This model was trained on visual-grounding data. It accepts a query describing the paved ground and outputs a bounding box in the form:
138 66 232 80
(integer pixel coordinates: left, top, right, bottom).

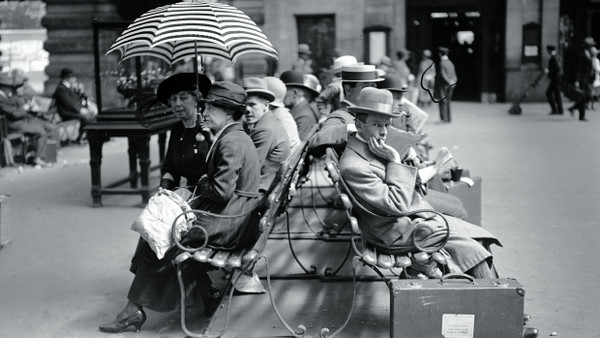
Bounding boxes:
0 101 599 337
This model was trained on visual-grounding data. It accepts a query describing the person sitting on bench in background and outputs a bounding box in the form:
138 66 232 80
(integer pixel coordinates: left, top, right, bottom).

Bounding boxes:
99 81 262 334
52 68 97 143
337 87 500 278
243 77 291 192
0 72 57 166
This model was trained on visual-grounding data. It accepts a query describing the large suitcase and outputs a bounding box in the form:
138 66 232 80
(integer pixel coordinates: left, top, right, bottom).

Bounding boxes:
391 274 524 338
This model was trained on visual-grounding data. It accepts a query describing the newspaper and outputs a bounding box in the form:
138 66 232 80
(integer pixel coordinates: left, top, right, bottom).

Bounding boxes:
418 147 453 183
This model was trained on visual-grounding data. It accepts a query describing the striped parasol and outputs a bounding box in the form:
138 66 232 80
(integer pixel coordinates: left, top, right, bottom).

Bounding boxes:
106 0 278 65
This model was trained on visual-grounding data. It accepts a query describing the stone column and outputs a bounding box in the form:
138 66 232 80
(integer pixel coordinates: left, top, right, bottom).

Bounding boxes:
42 0 121 98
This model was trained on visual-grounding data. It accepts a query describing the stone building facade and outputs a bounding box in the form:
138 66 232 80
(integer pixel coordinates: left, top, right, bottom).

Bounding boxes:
40 0 599 103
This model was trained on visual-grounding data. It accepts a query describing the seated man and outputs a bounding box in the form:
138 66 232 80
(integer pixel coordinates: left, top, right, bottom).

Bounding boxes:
315 55 359 120
280 70 320 141
379 73 468 220
0 72 57 166
99 81 262 333
338 87 499 278
243 77 291 192
308 64 383 158
52 68 96 142
263 76 300 149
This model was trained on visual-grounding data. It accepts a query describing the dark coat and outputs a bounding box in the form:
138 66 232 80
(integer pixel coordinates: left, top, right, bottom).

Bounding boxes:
290 98 319 141
434 57 457 97
191 122 262 250
548 54 563 81
248 111 290 192
308 101 354 157
53 82 83 120
161 121 210 188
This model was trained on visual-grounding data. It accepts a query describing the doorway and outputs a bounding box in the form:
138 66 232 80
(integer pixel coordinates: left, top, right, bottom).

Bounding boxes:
296 14 336 80
430 11 482 101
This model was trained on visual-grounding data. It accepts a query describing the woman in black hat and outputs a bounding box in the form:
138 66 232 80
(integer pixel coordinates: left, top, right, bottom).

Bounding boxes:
155 72 212 190
99 72 213 333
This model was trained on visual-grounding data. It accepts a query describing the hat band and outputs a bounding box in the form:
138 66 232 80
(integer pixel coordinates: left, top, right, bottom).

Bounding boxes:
342 70 378 81
206 92 244 106
360 102 393 113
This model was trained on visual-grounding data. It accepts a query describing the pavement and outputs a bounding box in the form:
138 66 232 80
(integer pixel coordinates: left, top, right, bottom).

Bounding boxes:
0 101 599 337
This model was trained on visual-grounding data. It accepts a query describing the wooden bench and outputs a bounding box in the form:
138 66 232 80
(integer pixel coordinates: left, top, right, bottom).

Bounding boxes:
170 130 314 337
319 148 453 337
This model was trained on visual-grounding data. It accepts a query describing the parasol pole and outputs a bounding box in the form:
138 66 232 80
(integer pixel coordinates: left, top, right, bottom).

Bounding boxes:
193 41 200 92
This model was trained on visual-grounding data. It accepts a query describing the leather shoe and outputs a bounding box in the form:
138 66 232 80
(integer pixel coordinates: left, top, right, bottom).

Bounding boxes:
99 309 146 333
201 287 224 316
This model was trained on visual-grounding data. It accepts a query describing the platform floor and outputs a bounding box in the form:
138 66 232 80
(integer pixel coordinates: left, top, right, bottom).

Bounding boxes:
0 101 599 337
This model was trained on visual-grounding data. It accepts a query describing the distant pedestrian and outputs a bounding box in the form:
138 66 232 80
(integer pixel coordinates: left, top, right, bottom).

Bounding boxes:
417 49 436 107
591 46 600 109
291 43 313 75
545 45 564 115
435 46 457 123
568 36 596 121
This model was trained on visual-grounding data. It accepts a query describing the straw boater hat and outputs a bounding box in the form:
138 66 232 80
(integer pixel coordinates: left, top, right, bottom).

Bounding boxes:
156 73 212 105
348 87 401 118
280 70 320 96
263 76 287 108
0 73 24 88
378 74 409 93
328 55 359 75
202 81 247 111
298 43 312 56
243 77 275 102
341 64 384 83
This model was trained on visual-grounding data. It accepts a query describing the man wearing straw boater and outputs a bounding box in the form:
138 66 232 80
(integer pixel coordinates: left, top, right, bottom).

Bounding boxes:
308 64 383 157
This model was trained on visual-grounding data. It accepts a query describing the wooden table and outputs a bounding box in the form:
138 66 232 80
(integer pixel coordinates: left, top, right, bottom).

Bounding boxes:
85 107 177 207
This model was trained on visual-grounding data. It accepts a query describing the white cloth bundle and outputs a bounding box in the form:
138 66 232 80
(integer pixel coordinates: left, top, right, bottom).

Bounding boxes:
131 188 195 259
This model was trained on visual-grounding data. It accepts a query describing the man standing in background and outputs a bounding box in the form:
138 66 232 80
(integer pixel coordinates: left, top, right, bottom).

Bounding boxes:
545 45 564 115
434 47 457 123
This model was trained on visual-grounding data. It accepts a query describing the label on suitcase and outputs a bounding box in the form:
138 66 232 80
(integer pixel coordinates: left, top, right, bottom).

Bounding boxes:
391 275 524 338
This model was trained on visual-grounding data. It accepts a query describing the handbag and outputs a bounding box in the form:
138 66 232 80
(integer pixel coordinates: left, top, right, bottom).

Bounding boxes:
131 188 195 259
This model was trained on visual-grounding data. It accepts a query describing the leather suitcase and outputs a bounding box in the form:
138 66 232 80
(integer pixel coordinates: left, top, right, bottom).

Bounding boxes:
391 274 524 338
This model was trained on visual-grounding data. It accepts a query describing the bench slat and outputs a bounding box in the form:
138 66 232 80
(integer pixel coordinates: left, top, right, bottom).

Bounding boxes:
211 251 231 268
192 248 214 263
227 249 245 268
377 253 394 269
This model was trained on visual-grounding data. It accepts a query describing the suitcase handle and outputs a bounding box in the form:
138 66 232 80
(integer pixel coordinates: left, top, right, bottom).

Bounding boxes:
440 273 475 284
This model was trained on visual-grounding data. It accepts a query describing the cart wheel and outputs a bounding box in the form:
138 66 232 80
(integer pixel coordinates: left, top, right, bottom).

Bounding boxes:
509 105 522 115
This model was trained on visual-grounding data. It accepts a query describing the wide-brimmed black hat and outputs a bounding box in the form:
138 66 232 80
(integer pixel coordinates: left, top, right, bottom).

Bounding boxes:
156 73 212 105
348 87 402 118
59 68 75 79
378 74 409 93
280 70 320 96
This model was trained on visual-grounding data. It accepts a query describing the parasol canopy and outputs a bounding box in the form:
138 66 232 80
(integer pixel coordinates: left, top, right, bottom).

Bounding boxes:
106 0 278 65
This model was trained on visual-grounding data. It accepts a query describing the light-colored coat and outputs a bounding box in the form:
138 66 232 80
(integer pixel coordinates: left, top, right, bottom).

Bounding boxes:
339 136 500 272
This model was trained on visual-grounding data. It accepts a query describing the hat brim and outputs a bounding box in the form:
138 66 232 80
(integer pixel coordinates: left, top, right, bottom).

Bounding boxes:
286 83 320 96
270 100 284 108
342 77 385 83
156 73 212 105
382 87 408 93
245 89 275 102
348 106 403 118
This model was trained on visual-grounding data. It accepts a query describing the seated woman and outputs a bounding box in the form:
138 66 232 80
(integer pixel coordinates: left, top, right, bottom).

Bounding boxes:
99 80 262 334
